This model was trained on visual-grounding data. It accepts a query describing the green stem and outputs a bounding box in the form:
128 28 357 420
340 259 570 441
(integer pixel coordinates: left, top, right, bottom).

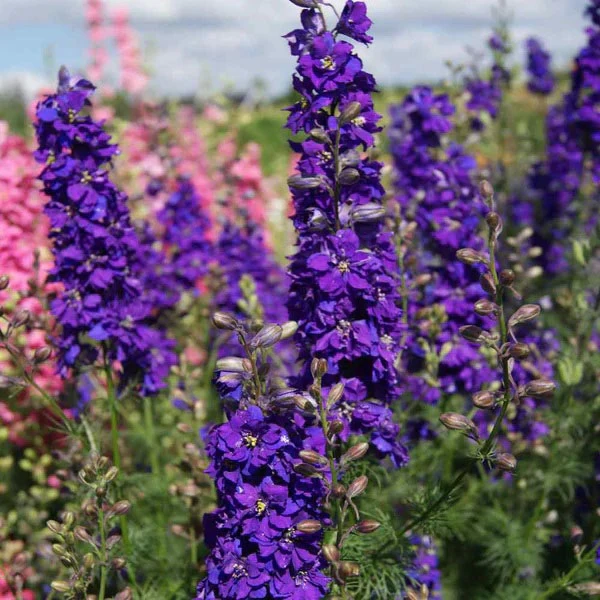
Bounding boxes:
536 542 600 600
98 507 108 600
143 396 168 560
103 354 137 589
190 525 198 570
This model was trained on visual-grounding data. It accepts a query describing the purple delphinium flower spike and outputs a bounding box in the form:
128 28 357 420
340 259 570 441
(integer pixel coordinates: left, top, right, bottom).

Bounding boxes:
525 37 555 96
195 327 329 599
515 1 600 276
156 177 212 294
285 1 408 468
389 87 495 415
34 68 176 396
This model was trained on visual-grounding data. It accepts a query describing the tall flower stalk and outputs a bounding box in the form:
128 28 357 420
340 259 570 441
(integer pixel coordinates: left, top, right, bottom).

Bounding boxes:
401 180 556 534
285 0 407 468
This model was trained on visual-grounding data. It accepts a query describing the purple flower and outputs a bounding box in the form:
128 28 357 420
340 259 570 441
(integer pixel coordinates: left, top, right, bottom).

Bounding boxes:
286 1 408 467
525 37 555 96
34 68 176 396
336 1 373 45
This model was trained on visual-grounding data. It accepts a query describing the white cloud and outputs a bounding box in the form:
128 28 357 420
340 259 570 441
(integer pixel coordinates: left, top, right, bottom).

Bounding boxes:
0 0 591 97
0 71 50 99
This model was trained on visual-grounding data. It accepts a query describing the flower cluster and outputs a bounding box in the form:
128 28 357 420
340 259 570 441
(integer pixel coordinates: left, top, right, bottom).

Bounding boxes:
285 0 407 467
112 7 148 95
34 68 176 395
525 37 555 96
156 177 212 296
463 29 511 131
405 535 442 599
389 87 494 410
521 1 600 275
196 319 329 599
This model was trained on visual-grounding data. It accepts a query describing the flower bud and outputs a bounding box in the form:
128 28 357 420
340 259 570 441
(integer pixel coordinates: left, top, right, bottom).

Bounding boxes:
308 128 331 144
480 273 496 295
499 269 515 285
294 463 320 477
509 342 530 360
289 0 318 7
322 544 340 563
456 248 488 266
521 379 556 398
472 390 496 410
293 395 316 412
311 358 328 379
33 346 52 364
339 101 362 125
106 534 121 549
327 382 344 406
51 581 72 593
328 421 344 436
474 299 497 316
63 512 75 528
288 175 322 190
215 357 250 373
104 466 119 482
351 203 386 223
212 312 238 331
115 588 133 600
495 453 517 472
459 325 491 344
296 519 322 534
299 450 328 466
570 525 584 544
439 413 478 437
112 557 127 570
341 442 369 464
280 321 299 339
339 168 360 186
0 275 9 290
479 180 494 198
485 211 502 232
347 475 368 499
110 500 131 516
11 309 31 328
356 519 381 534
52 544 68 557
74 526 93 544
83 553 95 570
47 520 62 534
250 324 283 349
337 561 360 580
332 483 346 497
508 304 541 328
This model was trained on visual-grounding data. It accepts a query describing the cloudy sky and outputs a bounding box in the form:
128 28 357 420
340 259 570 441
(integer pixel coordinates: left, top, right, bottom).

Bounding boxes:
0 0 589 99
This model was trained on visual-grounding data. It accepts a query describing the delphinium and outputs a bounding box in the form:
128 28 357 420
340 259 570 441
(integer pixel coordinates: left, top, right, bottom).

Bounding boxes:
194 316 330 599
34 67 176 398
389 86 495 418
518 0 600 277
393 180 557 559
285 0 408 469
111 7 148 96
463 21 511 133
524 38 555 97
